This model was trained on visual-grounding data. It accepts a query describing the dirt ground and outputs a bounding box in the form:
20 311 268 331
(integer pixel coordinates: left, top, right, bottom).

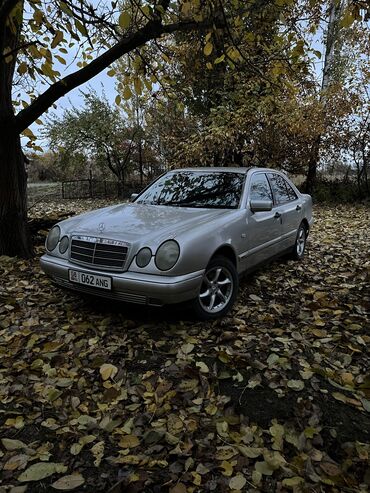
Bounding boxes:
0 202 369 493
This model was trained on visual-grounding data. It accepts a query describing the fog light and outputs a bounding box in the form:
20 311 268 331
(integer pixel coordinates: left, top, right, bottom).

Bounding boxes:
136 247 152 268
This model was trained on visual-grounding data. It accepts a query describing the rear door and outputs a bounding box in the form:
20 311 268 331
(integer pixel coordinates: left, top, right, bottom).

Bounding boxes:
267 173 302 251
241 172 282 269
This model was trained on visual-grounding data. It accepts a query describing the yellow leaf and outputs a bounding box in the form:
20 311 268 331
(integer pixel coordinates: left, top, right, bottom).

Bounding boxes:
115 95 121 105
75 19 87 36
18 62 27 75
191 471 201 485
22 128 35 139
133 77 143 95
90 441 104 467
55 55 66 65
214 54 225 64
204 42 213 56
123 86 132 100
220 460 234 477
238 445 264 458
196 361 209 373
33 9 43 24
341 11 355 28
282 477 304 489
51 473 85 490
144 79 152 91
332 392 347 403
4 453 29 471
99 363 118 381
229 474 247 490
167 414 183 435
255 461 274 476
119 435 140 448
205 403 217 415
51 30 64 49
1 438 27 450
70 443 82 455
216 446 238 461
5 416 24 429
119 12 131 29
18 462 67 482
169 484 187 493
287 379 304 391
181 342 194 354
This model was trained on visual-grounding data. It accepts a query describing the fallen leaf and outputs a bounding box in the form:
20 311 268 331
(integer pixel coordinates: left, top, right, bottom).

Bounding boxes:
18 462 67 482
119 435 140 448
51 473 85 490
287 379 305 391
99 363 118 381
229 474 247 490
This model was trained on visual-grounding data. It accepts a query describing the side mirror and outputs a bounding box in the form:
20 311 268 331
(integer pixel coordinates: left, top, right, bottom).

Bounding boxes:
250 199 273 212
131 193 138 202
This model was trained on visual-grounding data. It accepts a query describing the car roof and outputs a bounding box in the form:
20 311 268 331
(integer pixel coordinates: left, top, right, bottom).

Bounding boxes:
168 167 287 175
169 167 251 174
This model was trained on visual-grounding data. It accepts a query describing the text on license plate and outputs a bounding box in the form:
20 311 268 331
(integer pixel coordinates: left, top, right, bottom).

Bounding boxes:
69 270 112 290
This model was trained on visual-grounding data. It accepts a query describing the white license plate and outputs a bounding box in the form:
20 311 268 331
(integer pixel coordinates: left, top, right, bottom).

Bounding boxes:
69 270 112 290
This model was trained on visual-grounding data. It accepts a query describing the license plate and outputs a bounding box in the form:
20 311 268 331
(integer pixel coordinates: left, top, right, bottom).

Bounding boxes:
69 270 112 290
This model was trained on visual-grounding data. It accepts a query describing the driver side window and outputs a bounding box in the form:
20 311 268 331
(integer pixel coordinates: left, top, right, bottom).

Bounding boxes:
249 173 273 201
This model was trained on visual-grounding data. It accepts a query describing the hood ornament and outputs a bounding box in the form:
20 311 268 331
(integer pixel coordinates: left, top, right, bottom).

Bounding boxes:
98 222 105 233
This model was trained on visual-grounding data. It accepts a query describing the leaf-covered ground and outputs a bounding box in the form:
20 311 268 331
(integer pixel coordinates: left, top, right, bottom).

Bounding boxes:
0 202 369 493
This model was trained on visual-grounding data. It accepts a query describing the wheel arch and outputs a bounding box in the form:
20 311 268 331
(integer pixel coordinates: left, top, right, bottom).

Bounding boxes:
210 244 237 267
301 218 310 235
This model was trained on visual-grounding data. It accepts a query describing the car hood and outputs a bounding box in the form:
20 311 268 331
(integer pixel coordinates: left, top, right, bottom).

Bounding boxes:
59 203 230 244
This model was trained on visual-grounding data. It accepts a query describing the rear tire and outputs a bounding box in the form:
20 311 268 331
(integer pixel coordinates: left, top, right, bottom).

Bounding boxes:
188 255 239 320
290 223 307 260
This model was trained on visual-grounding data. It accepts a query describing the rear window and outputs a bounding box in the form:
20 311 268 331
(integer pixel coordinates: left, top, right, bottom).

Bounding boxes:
268 173 297 204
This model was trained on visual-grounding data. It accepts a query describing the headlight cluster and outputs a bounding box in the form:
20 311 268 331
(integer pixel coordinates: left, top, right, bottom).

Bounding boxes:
135 240 180 271
46 226 69 254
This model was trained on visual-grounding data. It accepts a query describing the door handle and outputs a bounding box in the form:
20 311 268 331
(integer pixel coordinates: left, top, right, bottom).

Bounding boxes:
274 211 281 219
296 204 302 211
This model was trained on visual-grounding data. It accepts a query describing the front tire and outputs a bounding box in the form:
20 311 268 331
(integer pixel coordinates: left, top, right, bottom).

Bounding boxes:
189 255 239 320
290 223 307 260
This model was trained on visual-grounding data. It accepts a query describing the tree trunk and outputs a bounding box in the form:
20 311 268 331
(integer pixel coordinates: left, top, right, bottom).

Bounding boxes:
305 135 321 195
0 126 33 257
0 2 33 257
138 138 143 186
304 0 345 194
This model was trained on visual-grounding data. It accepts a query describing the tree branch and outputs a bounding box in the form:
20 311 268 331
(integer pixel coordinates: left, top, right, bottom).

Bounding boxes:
0 40 39 61
15 17 216 133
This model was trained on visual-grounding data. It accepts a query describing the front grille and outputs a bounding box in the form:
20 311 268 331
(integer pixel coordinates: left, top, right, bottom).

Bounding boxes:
70 237 129 271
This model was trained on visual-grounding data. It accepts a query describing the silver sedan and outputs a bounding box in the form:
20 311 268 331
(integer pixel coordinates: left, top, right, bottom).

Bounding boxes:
40 167 313 319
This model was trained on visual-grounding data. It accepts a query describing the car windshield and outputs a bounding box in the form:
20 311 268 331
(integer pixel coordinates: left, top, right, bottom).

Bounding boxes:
135 171 245 209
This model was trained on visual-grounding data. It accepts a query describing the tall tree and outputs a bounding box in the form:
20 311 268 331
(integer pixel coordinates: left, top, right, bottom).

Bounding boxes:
46 91 139 196
0 0 219 257
304 0 347 193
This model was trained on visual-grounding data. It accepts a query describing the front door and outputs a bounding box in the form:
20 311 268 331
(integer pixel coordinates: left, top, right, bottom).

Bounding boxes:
241 172 282 269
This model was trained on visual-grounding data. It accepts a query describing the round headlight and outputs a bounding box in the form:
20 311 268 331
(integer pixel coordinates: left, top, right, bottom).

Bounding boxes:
59 236 69 254
136 247 152 268
155 240 180 271
46 226 60 251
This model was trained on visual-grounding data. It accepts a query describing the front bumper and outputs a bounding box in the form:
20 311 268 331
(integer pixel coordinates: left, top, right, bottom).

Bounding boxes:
40 255 204 306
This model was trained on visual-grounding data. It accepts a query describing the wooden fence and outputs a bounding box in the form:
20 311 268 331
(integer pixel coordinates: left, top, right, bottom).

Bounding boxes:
61 179 148 199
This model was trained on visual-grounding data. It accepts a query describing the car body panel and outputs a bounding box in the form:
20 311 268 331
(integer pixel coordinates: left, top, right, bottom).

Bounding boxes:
40 167 313 306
